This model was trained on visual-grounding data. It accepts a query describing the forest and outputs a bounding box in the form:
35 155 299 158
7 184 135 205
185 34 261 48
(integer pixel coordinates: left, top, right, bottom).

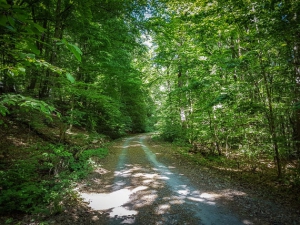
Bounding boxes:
0 0 300 221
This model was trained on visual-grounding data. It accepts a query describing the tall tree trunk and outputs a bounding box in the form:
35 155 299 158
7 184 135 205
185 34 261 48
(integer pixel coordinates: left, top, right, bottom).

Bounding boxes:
39 0 63 98
260 54 282 178
208 110 222 156
27 10 48 93
292 40 300 157
178 66 187 130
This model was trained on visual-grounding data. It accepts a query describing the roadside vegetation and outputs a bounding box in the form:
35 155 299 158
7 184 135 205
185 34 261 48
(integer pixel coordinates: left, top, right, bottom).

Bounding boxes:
0 109 109 218
147 0 300 204
150 134 300 210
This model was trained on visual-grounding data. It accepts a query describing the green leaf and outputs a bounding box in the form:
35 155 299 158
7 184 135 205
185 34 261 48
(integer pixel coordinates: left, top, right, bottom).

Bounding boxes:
66 73 75 83
71 44 82 55
33 23 45 32
67 43 82 62
0 0 11 9
7 16 14 27
26 42 40 55
0 15 7 26
0 105 9 116
18 67 26 73
61 39 82 62
5 25 15 32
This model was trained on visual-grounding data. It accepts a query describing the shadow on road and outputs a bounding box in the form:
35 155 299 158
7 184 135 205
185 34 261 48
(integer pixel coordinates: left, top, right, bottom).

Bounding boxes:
77 135 250 225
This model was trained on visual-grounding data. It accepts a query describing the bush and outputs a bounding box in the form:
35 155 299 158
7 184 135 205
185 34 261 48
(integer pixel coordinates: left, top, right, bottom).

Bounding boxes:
0 145 108 214
69 148 108 179
0 159 49 213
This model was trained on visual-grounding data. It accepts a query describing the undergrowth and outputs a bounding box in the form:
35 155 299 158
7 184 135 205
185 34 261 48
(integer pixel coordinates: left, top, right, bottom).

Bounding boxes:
150 134 300 207
170 143 300 207
0 144 108 215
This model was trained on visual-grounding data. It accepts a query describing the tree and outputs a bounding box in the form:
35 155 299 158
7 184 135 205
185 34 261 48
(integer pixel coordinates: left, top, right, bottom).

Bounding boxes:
147 0 300 177
0 0 152 136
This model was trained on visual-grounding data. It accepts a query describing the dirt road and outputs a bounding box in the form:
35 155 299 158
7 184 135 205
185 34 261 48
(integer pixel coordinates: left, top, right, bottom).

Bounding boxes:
62 134 299 225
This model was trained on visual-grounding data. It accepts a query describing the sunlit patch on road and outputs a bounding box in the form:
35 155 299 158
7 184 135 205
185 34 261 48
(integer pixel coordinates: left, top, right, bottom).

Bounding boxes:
80 186 148 216
78 136 248 224
110 206 138 217
139 136 245 225
155 204 170 214
177 189 189 195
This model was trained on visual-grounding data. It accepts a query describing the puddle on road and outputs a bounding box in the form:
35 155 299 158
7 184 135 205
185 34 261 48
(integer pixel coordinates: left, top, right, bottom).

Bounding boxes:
79 186 148 217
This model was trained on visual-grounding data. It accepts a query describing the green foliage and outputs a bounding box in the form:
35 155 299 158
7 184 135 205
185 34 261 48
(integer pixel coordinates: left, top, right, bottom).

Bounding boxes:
69 148 108 179
0 94 57 121
1 0 300 217
158 117 184 142
0 0 151 218
61 39 83 62
146 0 300 179
0 144 108 214
0 158 49 213
0 0 152 137
66 73 76 84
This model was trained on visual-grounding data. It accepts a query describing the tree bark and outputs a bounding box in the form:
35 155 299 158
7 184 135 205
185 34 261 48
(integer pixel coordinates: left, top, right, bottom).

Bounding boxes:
260 54 282 178
39 0 63 98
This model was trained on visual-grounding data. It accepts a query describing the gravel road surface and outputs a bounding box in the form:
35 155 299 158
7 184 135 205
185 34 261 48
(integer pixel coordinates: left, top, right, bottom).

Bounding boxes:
50 134 300 225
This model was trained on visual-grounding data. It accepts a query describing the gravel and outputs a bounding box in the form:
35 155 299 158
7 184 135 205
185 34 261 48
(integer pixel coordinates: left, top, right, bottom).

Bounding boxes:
21 134 300 225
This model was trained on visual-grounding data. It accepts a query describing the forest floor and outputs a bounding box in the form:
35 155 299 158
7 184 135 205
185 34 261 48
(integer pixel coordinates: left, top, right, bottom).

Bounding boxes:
42 134 299 225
